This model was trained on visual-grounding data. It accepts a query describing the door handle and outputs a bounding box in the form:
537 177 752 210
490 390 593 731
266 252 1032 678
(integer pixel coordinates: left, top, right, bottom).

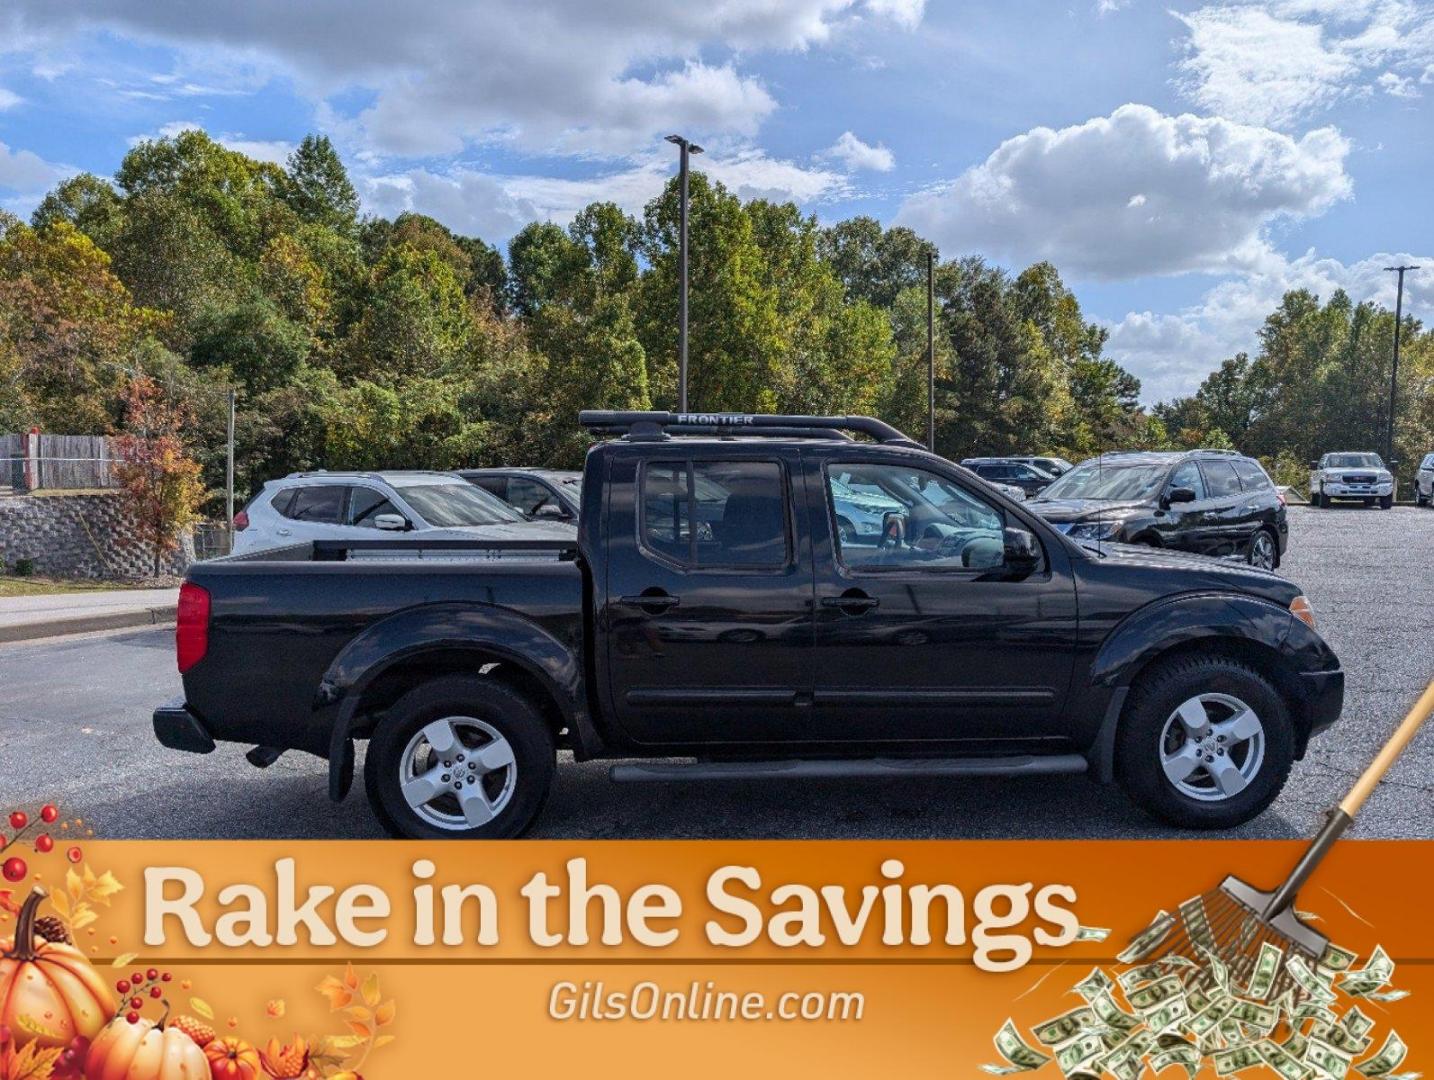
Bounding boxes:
821 590 880 614
276 528 292 536
618 591 681 614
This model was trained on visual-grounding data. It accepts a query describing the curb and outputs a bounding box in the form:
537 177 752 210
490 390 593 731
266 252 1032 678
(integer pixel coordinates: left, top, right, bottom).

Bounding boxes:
0 605 176 644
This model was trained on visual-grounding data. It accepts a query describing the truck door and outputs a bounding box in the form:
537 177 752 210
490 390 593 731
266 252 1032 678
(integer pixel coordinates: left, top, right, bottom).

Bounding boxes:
602 449 815 746
806 454 1078 746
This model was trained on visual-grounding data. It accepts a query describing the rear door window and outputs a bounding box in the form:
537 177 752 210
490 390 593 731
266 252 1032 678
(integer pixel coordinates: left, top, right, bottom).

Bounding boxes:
468 475 509 501
1200 460 1242 499
640 460 789 569
507 476 561 516
1233 459 1272 491
282 485 346 524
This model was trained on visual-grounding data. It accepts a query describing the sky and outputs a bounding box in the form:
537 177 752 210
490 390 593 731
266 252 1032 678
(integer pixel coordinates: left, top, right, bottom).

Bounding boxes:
0 0 1431 404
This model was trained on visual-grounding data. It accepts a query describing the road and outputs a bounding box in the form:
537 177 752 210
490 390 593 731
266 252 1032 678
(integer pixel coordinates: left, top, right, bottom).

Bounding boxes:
1 505 1431 840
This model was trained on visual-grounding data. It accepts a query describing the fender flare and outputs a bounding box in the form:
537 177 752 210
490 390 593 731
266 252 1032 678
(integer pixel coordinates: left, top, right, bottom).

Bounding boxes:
318 602 592 800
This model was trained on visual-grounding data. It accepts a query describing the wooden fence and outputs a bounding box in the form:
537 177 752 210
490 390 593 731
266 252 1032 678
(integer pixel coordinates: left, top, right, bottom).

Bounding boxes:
1 433 120 492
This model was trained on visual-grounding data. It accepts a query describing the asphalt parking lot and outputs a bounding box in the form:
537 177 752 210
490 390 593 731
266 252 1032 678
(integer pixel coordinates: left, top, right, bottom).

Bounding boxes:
1 505 1431 840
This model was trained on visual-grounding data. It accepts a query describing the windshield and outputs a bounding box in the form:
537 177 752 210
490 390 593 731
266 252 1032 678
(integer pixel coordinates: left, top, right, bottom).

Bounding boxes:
1039 461 1169 502
1323 454 1384 469
397 482 525 527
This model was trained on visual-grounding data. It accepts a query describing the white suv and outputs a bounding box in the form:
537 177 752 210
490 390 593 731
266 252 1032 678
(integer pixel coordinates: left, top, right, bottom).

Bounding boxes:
1308 452 1395 509
1416 453 1434 507
232 471 577 555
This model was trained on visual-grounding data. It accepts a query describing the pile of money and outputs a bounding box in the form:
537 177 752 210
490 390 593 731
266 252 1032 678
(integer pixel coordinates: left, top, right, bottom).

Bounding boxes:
983 904 1415 1080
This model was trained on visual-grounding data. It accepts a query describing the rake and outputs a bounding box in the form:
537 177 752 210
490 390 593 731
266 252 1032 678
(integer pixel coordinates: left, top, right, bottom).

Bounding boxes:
1137 679 1434 1003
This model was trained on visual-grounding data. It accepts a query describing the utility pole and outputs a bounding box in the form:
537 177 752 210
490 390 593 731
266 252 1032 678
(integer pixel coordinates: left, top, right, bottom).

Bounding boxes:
1383 264 1419 463
666 135 704 413
926 252 935 452
225 388 236 544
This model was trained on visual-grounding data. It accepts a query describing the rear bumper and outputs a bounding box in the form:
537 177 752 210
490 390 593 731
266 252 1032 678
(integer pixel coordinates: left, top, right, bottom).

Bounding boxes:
1297 669 1344 743
153 698 216 754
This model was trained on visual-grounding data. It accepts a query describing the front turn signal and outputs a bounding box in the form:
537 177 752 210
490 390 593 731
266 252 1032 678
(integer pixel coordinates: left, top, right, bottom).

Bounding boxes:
1290 595 1316 629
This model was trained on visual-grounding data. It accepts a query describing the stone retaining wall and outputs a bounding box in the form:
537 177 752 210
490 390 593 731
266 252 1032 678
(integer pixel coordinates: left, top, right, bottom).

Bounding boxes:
0 492 193 579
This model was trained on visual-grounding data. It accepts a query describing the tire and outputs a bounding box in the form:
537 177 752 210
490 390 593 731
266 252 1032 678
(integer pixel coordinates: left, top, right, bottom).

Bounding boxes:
1313 489 1325 508
1379 495 1393 510
364 675 555 839
1116 654 1294 830
836 516 858 545
1245 528 1278 570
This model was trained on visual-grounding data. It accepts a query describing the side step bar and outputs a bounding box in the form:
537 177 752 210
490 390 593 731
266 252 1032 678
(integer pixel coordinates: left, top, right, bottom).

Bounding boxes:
609 754 1088 783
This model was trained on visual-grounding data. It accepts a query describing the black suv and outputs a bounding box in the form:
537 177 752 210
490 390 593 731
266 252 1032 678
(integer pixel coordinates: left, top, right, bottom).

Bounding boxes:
1029 450 1288 569
961 457 1058 496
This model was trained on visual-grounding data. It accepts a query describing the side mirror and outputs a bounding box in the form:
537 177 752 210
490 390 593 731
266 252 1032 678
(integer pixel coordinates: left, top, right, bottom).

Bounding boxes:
1387 459 1399 467
880 510 907 548
1002 526 1040 574
531 503 568 520
374 513 410 531
1166 486 1197 505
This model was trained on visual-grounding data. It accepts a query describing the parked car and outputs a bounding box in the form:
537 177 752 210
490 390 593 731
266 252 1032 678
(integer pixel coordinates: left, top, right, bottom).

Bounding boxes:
232 471 577 555
1008 455 1075 478
960 458 1057 496
1416 453 1434 507
1029 450 1288 569
156 411 1342 839
460 468 582 522
1308 452 1394 509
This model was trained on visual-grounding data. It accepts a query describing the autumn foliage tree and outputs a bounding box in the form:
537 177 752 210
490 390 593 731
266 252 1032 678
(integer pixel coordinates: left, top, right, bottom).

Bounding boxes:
113 375 204 577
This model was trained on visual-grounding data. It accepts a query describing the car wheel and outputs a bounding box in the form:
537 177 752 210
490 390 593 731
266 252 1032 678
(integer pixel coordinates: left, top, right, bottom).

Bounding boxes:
1245 529 1277 570
1116 654 1293 829
836 516 858 545
364 675 555 839
1379 495 1393 510
1313 488 1325 508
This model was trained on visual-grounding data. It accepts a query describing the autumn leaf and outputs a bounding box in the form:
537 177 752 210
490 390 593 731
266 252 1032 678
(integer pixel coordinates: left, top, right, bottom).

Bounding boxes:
266 999 286 1019
2 1041 64 1080
374 1000 395 1027
342 1006 371 1025
315 975 353 1011
111 952 138 968
190 997 215 1020
342 963 358 990
344 1021 371 1040
0 890 19 917
373 1034 396 1050
360 972 380 1008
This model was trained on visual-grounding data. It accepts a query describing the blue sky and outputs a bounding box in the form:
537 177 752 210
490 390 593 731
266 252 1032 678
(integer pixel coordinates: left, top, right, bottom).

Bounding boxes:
1 0 1431 402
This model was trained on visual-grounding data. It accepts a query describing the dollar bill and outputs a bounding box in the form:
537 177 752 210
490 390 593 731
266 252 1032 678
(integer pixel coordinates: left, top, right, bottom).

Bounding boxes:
1180 896 1217 952
1128 975 1185 1014
1214 1044 1264 1075
1091 991 1142 1034
1282 1031 1309 1059
1057 1033 1107 1076
984 1019 1054 1074
1340 947 1395 998
1034 1007 1099 1047
1344 1007 1376 1040
1120 963 1171 992
1146 996 1191 1034
1200 945 1233 993
1186 985 1212 1014
1363 989 1409 1003
1356 1032 1407 1078
1259 1038 1313 1080
1295 1001 1339 1028
1320 943 1358 972
1307 1037 1354 1079
1246 941 1285 1001
1151 1044 1201 1078
1074 968 1115 1002
1076 925 1112 942
1313 1021 1373 1056
1188 997 1236 1039
1118 911 1176 964
1288 955 1339 1005
1227 999 1279 1033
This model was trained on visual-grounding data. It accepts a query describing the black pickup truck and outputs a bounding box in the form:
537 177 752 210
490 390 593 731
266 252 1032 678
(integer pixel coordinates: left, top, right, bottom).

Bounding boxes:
154 412 1344 838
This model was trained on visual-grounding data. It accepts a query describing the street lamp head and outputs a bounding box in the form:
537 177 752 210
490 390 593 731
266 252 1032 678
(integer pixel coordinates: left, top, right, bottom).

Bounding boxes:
665 134 683 146
666 135 704 155
690 143 704 155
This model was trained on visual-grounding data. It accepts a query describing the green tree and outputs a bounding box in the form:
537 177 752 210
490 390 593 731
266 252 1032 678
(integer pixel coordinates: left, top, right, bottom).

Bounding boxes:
282 135 359 234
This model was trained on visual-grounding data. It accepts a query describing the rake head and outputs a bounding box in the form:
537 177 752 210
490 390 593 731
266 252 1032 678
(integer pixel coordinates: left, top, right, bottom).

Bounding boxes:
1148 876 1329 1004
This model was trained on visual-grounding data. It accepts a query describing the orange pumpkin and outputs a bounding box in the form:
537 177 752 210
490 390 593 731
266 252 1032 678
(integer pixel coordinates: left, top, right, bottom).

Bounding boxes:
85 1015 209 1080
0 887 115 1050
204 1036 262 1080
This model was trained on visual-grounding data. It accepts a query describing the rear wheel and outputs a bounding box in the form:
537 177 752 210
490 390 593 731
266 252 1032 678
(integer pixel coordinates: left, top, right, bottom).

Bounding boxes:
364 675 555 839
1245 528 1277 570
1116 654 1293 829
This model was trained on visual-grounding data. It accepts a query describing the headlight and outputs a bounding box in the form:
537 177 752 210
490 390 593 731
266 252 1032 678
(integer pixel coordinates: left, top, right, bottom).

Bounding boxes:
1379 472 1392 481
1066 520 1123 540
1290 595 1316 629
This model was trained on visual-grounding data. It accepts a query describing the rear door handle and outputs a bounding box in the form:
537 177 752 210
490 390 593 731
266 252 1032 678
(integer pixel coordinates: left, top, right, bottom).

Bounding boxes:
618 591 681 613
276 528 292 536
821 591 880 614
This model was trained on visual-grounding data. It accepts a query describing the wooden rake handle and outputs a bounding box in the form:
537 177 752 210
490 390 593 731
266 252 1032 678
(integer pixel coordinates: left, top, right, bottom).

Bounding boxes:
1339 678 1434 818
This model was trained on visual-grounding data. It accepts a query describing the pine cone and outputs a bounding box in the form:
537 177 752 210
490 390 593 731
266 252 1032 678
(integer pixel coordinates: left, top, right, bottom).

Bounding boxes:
170 1015 216 1048
33 915 70 943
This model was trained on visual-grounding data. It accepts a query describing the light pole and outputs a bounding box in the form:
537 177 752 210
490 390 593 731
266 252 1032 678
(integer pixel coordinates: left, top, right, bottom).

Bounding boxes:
1383 264 1419 463
926 252 935 452
666 134 703 413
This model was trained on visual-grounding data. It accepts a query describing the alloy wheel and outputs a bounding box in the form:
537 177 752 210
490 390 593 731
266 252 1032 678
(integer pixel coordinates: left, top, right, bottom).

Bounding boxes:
398 716 518 830
1247 531 1276 570
1158 693 1266 802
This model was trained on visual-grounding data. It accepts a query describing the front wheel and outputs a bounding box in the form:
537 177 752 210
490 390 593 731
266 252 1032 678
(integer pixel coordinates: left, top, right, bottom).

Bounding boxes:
1379 495 1393 510
364 675 555 839
1245 529 1277 570
1312 488 1325 508
1116 654 1293 829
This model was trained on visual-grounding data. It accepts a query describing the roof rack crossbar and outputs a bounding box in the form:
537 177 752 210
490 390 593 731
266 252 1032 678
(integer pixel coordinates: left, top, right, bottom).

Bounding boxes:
579 410 921 447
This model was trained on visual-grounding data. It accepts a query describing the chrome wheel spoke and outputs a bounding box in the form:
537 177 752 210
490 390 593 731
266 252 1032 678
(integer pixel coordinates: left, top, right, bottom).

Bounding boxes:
476 739 516 774
1161 743 1203 785
1214 708 1261 744
457 784 497 826
1207 754 1248 797
1174 697 1212 739
401 765 447 809
421 719 460 756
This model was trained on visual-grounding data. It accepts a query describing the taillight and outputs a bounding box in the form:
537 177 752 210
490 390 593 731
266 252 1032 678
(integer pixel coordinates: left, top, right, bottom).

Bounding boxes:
176 581 210 673
233 510 249 531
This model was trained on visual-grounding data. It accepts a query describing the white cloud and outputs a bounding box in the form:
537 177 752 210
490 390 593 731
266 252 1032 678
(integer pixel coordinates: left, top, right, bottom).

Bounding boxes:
1095 0 1131 14
129 121 295 165
0 139 68 194
1107 249 1434 403
821 131 895 172
1378 70 1420 98
895 104 1351 280
0 88 22 110
360 146 850 241
1175 1 1434 127
2 0 925 160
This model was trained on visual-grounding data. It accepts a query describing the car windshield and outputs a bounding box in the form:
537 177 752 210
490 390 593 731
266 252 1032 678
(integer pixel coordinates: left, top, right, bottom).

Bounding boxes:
395 482 525 527
1324 454 1384 469
1040 461 1168 502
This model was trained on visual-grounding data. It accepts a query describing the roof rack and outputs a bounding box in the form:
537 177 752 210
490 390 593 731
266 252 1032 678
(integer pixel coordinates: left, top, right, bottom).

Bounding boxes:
579 411 921 447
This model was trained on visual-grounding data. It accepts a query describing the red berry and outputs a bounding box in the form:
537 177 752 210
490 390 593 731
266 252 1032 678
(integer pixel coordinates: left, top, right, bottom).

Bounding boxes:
161 972 172 982
1 856 26 882
146 968 159 981
116 980 130 994
8 811 26 831
129 997 143 1010
66 846 82 863
150 986 162 999
126 1012 139 1024
131 972 143 985
40 805 58 824
35 834 53 853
